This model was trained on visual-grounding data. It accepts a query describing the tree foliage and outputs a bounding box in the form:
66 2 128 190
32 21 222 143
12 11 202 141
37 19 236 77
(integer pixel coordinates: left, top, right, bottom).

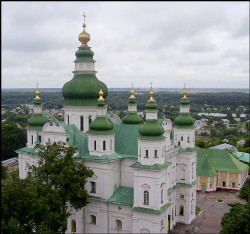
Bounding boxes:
1 141 94 233
1 124 27 161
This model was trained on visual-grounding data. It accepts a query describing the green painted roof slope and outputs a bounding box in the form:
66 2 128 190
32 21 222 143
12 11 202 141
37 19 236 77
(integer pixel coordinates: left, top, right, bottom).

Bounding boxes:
233 152 250 164
197 156 217 177
88 117 114 134
62 74 108 106
106 186 133 207
197 148 249 173
114 124 141 156
174 113 195 126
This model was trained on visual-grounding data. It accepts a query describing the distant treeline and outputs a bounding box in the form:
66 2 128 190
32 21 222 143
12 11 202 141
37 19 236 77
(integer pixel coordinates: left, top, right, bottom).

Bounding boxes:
1 91 249 112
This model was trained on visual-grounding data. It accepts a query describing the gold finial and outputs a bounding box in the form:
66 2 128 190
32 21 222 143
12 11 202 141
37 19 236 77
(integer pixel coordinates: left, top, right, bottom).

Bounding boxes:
206 154 208 157
129 82 135 99
78 12 90 47
98 88 105 101
35 82 41 100
182 83 187 99
149 81 155 102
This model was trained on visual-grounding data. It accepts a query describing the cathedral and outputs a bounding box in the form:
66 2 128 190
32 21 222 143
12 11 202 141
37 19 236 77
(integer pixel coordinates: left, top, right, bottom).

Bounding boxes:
17 20 198 233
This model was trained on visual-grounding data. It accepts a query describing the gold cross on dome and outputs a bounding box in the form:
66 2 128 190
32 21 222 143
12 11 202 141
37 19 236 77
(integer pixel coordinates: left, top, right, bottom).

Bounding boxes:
82 12 86 24
36 82 39 89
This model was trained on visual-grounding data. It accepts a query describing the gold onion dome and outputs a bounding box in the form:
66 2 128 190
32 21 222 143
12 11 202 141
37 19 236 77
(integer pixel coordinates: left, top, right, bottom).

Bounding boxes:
129 88 135 99
182 89 187 99
35 88 41 100
98 88 105 101
149 89 155 102
78 23 90 47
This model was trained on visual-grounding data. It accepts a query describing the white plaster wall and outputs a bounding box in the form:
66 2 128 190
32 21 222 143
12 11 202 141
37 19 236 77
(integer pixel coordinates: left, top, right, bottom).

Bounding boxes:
180 106 190 113
174 128 195 148
63 106 96 132
66 206 84 233
108 204 133 233
138 139 165 165
42 123 68 144
88 134 115 156
27 130 41 148
33 106 42 114
120 159 136 187
75 61 95 71
84 160 121 199
128 105 137 112
133 169 167 210
132 211 167 234
18 153 40 179
176 151 197 184
145 112 157 120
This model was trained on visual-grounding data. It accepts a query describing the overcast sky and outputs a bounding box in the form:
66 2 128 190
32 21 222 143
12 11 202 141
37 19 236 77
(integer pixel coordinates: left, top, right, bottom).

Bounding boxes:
2 1 249 89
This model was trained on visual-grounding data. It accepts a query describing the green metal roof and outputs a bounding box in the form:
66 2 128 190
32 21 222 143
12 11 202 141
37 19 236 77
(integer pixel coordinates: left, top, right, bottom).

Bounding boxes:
174 113 195 126
197 156 217 177
130 161 171 170
233 152 250 164
88 117 114 134
106 186 134 207
114 124 141 156
15 147 38 156
168 180 198 194
197 148 249 174
133 203 171 214
74 46 95 63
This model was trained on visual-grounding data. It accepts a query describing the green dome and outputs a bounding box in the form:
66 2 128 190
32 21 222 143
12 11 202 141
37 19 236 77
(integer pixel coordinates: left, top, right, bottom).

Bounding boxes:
88 117 114 134
62 74 108 106
139 120 164 137
180 99 190 105
174 113 195 126
146 101 158 110
74 46 95 63
122 113 143 125
27 114 49 127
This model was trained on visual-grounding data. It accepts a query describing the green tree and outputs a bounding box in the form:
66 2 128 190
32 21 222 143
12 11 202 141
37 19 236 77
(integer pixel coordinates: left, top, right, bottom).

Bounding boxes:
195 140 206 148
221 202 250 234
239 180 250 202
1 163 8 180
1 124 27 161
1 141 94 233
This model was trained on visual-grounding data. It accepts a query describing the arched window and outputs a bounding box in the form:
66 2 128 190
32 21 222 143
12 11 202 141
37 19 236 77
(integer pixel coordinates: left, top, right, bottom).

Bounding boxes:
145 150 149 158
144 191 149 205
154 150 158 158
90 215 96 224
180 168 185 180
179 205 184 216
68 115 69 125
116 220 122 229
31 135 33 144
80 116 84 131
103 141 106 150
187 136 190 143
89 115 92 125
71 219 76 233
94 140 96 150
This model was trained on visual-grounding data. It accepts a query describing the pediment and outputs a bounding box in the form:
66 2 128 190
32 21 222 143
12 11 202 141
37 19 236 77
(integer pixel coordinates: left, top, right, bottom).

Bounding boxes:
141 183 151 189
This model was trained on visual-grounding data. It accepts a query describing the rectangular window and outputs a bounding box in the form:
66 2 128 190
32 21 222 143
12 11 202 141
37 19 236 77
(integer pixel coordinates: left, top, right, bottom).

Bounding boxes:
222 181 226 187
154 150 158 158
90 215 96 224
181 136 183 141
145 150 149 158
232 182 235 188
39 136 41 142
31 135 33 144
180 194 184 199
94 140 96 150
90 181 96 193
103 141 106 150
210 183 213 189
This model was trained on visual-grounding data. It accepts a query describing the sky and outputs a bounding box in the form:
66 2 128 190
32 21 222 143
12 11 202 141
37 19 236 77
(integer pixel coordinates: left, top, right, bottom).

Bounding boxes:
1 1 249 89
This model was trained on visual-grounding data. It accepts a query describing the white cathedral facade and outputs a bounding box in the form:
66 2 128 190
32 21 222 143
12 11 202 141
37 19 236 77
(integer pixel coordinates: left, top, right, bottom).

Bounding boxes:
17 21 197 233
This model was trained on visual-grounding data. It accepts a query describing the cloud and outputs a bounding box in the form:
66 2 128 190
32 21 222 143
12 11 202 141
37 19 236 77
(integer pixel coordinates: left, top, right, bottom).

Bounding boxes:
1 1 249 89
